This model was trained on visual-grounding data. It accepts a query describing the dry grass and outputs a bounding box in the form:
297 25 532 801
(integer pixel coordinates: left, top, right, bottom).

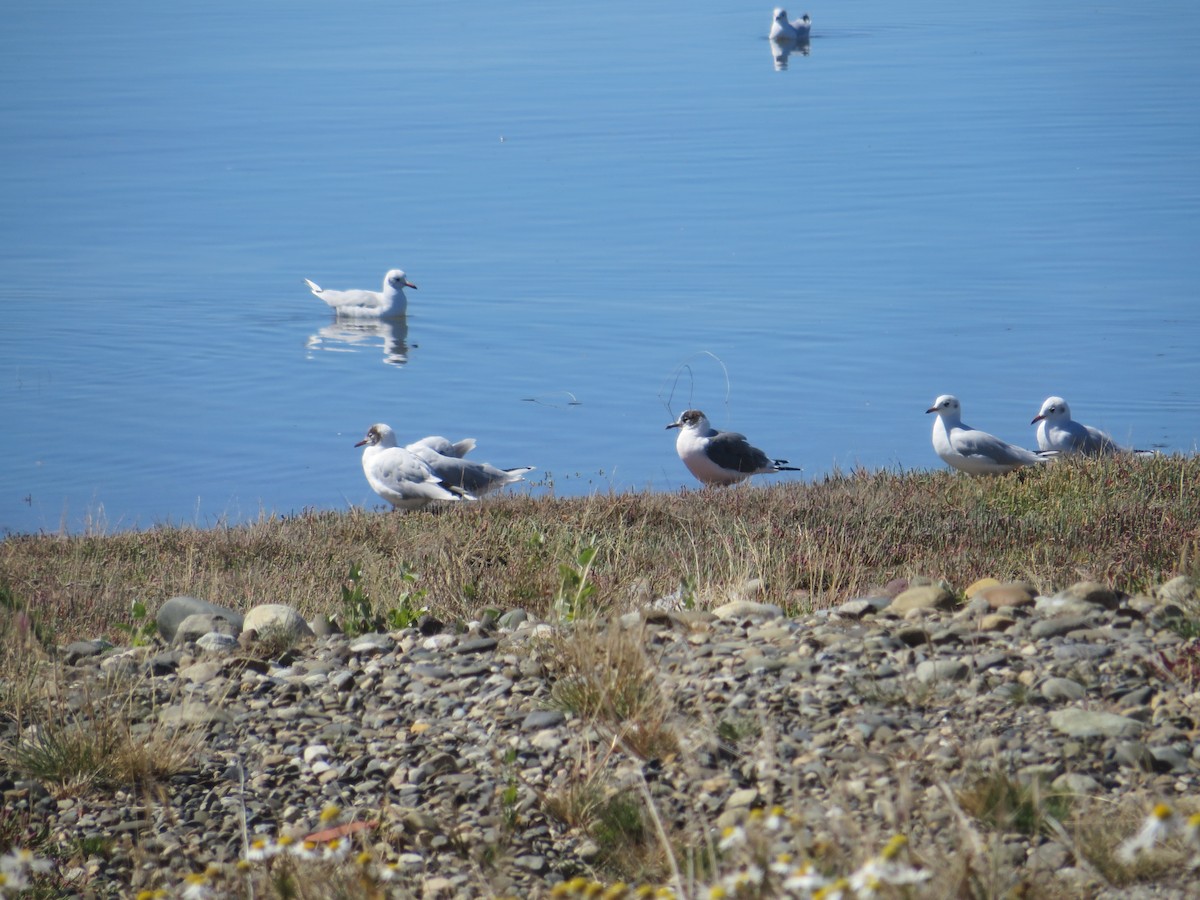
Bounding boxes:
1 454 1197 645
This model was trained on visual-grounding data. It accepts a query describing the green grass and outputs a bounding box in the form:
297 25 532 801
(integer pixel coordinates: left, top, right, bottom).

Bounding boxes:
1 454 1197 645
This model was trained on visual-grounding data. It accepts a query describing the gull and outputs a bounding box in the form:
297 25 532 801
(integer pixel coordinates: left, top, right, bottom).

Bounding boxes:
406 435 477 459
1031 396 1122 456
926 395 1046 475
355 423 461 510
770 8 811 42
666 409 800 486
408 444 534 498
305 269 417 319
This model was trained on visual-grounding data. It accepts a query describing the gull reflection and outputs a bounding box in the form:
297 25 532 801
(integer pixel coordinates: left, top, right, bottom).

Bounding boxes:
306 317 410 367
770 35 810 71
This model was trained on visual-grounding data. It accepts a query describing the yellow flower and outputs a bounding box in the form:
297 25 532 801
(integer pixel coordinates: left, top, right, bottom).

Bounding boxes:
319 804 343 824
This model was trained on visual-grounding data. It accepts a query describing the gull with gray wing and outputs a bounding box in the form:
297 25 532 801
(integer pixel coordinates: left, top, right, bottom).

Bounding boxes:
926 395 1046 475
1031 396 1122 456
305 269 417 319
355 423 460 510
667 409 800 486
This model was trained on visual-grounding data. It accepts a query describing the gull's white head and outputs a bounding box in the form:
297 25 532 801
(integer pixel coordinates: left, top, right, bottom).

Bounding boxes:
355 423 398 449
773 8 789 24
384 270 418 291
925 395 962 420
666 409 709 432
1031 396 1070 425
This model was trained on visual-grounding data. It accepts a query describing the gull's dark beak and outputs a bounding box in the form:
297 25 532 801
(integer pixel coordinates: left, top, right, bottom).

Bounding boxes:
1030 414 1045 424
354 437 369 447
666 421 682 430
925 406 938 414
404 281 418 290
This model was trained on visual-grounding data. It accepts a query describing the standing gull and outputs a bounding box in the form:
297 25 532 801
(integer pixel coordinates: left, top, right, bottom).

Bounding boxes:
926 395 1045 475
355 423 460 510
1031 396 1122 456
770 8 811 41
407 444 534 498
305 269 417 319
666 409 800 486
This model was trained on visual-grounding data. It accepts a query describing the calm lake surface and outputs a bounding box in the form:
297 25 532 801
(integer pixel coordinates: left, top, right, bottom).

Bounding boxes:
2 0 1198 535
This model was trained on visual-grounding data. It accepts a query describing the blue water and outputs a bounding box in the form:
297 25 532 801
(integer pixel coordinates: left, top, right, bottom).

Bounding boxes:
2 0 1198 534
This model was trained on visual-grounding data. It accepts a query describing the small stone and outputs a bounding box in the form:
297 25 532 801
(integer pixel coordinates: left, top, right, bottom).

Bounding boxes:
174 613 241 645
1157 575 1198 605
888 585 956 615
964 578 1001 598
835 597 890 619
974 583 1036 610
1048 708 1144 738
1058 581 1120 610
1030 615 1095 640
453 637 498 655
522 710 566 730
725 788 760 809
1040 677 1086 702
349 633 395 654
195 633 238 653
711 600 783 621
1051 773 1101 795
915 659 969 683
63 639 112 665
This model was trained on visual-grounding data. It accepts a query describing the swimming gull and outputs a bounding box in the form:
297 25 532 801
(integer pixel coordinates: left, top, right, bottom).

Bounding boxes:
1031 397 1122 456
926 395 1046 475
408 444 534 498
356 423 461 510
666 409 800 486
406 435 477 459
305 269 417 319
770 8 811 41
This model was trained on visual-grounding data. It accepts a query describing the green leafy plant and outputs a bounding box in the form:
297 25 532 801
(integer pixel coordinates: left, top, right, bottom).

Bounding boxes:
113 599 156 647
339 563 381 636
554 544 599 622
384 563 428 631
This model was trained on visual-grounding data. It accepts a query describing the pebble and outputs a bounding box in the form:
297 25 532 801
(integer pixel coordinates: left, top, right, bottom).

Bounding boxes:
24 578 1200 898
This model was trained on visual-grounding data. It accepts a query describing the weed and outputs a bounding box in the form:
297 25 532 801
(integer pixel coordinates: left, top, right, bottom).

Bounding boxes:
112 598 157 647
384 562 427 630
957 768 1072 837
546 622 679 760
338 562 379 636
553 544 600 623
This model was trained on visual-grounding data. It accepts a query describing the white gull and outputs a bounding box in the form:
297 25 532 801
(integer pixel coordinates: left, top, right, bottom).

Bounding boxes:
355 423 460 510
305 269 417 319
770 8 811 42
926 395 1046 475
666 409 800 486
1031 396 1122 456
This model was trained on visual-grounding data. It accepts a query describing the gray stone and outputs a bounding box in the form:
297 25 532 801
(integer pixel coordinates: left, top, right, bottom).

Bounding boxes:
63 639 112 665
888 585 956 615
522 710 565 730
711 600 783 620
915 659 969 683
242 604 313 640
195 632 238 653
836 597 890 619
1040 677 1086 702
1048 708 1144 738
1157 575 1198 605
156 596 243 644
1030 615 1095 639
453 637 498 655
174 613 241 645
497 609 529 630
1051 773 1102 795
1058 581 1120 610
159 701 234 728
349 633 395 654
